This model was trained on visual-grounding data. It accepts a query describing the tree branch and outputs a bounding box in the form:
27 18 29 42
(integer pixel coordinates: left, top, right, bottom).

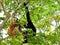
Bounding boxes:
0 0 26 30
12 2 24 15
0 0 10 31
0 0 8 15
0 15 10 30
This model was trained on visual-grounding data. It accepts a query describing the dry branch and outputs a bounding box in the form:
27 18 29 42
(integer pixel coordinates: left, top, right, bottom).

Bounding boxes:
0 0 10 30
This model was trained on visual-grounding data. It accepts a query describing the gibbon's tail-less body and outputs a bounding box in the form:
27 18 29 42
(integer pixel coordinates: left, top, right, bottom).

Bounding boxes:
7 14 21 36
8 23 19 36
24 2 36 36
23 2 36 43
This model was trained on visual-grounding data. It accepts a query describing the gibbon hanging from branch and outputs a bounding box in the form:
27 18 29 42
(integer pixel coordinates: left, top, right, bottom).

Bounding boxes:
7 14 21 36
24 2 36 36
23 2 36 43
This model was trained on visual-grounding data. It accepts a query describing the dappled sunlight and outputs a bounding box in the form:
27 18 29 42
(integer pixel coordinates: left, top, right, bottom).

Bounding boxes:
1 29 8 38
0 11 4 17
0 0 60 45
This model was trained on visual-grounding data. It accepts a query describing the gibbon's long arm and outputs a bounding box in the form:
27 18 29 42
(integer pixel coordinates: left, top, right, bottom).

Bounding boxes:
24 2 36 36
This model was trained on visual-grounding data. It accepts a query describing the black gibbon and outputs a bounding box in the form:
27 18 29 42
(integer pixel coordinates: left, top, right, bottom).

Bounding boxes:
23 2 36 43
24 2 36 36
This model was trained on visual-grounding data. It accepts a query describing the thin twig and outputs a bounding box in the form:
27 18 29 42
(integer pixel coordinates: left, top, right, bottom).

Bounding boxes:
12 2 24 15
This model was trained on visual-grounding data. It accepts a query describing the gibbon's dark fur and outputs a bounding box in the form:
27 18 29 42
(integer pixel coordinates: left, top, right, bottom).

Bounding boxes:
24 2 36 36
23 2 36 43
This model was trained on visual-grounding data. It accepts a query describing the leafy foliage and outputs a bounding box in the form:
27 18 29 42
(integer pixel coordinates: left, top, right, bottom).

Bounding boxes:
0 0 60 45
